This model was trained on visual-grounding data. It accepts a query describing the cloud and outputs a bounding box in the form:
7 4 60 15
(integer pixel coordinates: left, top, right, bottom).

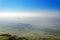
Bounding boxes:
0 12 60 18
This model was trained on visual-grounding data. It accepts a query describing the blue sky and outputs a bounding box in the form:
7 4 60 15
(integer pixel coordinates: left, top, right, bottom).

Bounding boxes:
0 0 60 12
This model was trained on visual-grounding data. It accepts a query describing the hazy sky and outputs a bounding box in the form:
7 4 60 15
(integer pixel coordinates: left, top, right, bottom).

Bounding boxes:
0 0 60 24
0 0 60 18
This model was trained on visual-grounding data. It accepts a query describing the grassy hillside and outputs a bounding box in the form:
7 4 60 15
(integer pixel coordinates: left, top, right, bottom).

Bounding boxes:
0 31 60 40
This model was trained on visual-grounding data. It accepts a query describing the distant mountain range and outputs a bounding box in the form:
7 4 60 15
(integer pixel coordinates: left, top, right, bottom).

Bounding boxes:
0 22 60 36
0 17 60 36
6 23 40 31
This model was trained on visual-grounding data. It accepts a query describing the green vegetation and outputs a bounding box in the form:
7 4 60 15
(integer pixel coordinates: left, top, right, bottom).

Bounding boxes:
0 32 60 40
